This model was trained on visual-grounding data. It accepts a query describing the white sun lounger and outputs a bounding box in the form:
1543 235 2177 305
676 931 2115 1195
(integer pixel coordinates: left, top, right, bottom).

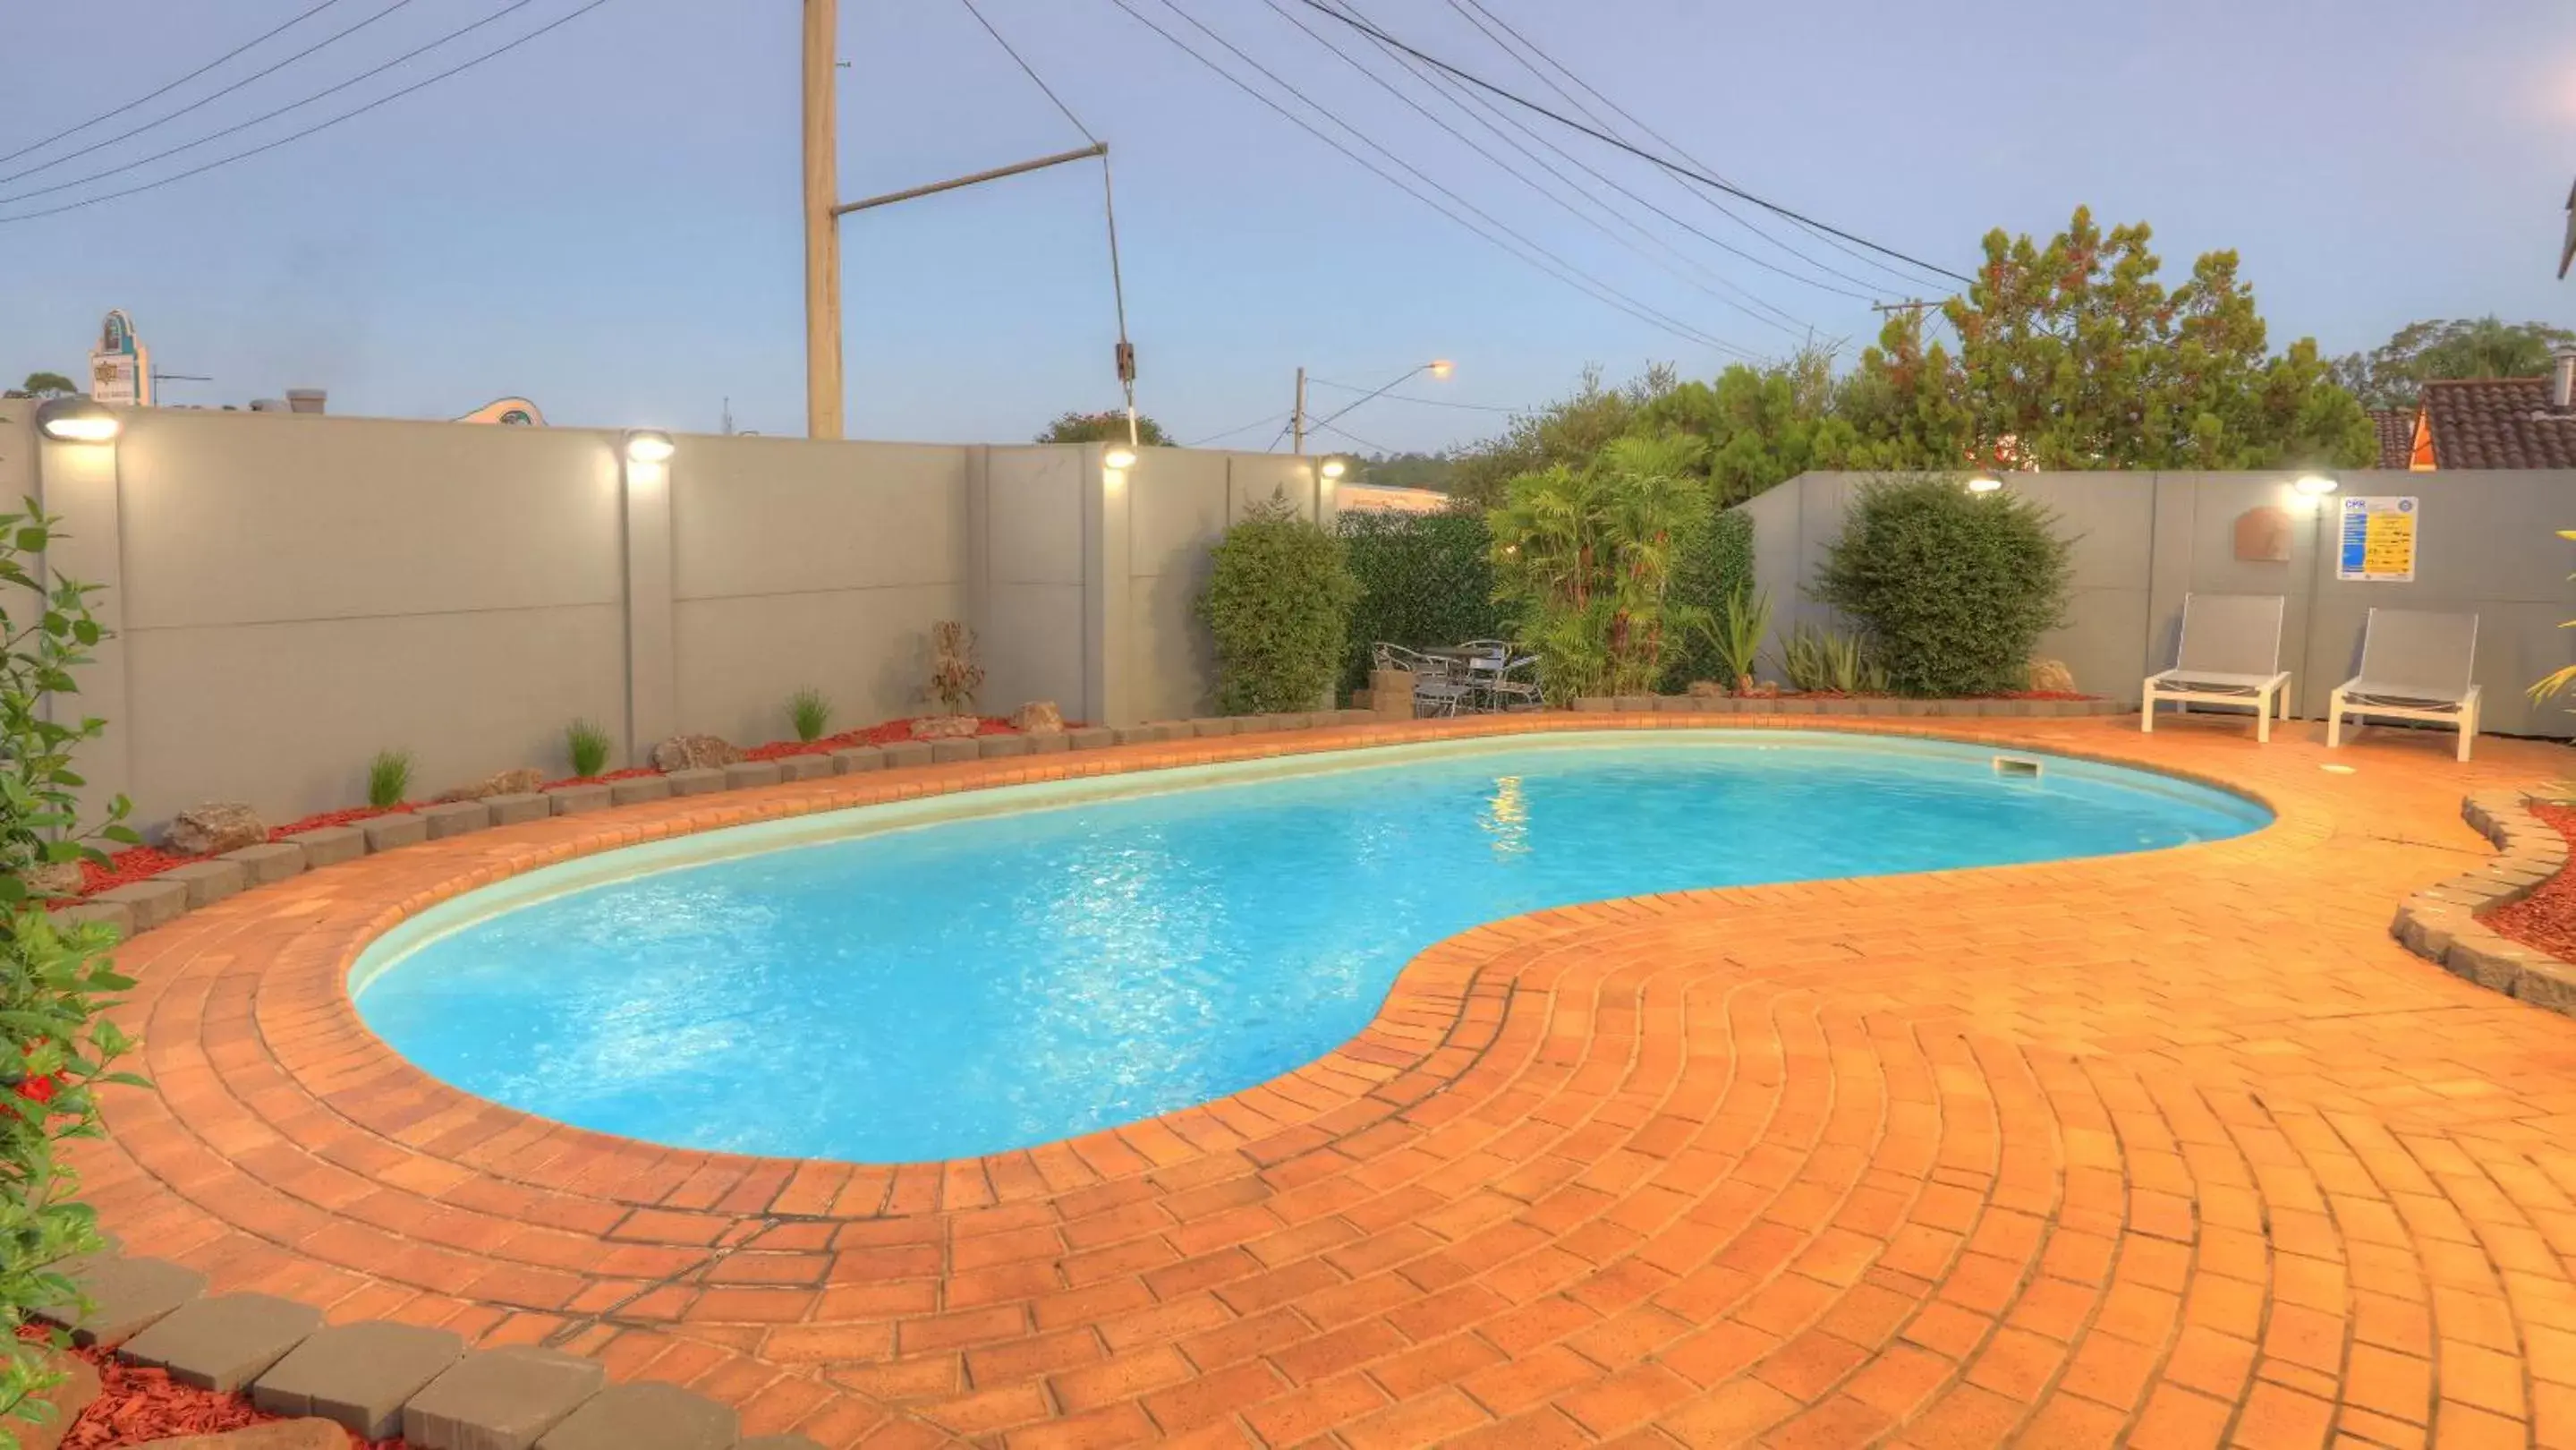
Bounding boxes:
2141 593 2292 742
2326 608 2483 762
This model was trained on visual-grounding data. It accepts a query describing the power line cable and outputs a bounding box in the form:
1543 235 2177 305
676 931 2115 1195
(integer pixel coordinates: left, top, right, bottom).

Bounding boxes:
1314 419 1395 454
1188 410 1294 447
0 0 616 226
0 0 427 187
956 0 1098 145
1437 0 1920 296
0 0 358 169
1307 378 1526 413
1370 0 1884 305
0 0 551 207
1100 0 1756 360
1255 0 1811 339
1289 0 1972 286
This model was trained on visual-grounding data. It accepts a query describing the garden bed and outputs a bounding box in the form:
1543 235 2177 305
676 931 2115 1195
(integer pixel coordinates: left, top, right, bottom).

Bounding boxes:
13 1327 398 1448
2389 791 2576 1015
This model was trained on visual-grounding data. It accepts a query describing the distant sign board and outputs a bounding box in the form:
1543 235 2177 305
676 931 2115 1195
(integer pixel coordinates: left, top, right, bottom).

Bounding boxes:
2337 495 2418 583
88 309 149 406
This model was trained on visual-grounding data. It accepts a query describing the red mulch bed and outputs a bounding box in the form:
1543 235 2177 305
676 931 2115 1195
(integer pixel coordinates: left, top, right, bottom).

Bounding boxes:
2486 802 2576 961
538 765 658 790
14 1328 398 1448
740 715 1019 762
268 804 413 840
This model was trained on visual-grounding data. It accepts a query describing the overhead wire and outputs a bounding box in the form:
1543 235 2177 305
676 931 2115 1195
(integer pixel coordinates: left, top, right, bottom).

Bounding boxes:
1189 411 1295 448
0 0 617 225
1288 0 1973 286
950 0 1142 443
1100 0 1758 360
1313 419 1394 454
1307 378 1526 414
1437 0 1924 296
0 0 358 170
1254 0 1811 340
0 0 556 208
0 0 427 187
1348 0 1881 306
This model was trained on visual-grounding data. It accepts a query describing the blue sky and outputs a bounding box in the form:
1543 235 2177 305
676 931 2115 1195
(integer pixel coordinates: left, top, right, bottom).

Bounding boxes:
4 0 2573 452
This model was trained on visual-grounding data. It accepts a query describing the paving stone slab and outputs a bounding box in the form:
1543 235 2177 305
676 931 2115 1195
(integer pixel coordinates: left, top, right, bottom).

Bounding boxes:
608 776 671 806
285 826 366 868
1110 725 1159 746
72 876 173 929
1189 717 1236 738
725 761 784 789
1067 727 1114 750
121 1292 320 1390
831 746 885 773
880 741 933 769
545 784 612 815
417 801 492 840
54 899 132 941
161 859 247 908
252 1320 468 1439
484 793 550 827
978 734 1031 758
360 814 429 851
217 842 304 886
665 767 728 798
404 1347 606 1450
1027 731 1070 754
140 1419 347 1449
531 1381 737 1450
929 738 980 763
778 754 835 781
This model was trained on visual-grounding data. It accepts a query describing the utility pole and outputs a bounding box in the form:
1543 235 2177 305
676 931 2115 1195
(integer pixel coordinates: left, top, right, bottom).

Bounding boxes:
1292 366 1306 455
803 0 843 440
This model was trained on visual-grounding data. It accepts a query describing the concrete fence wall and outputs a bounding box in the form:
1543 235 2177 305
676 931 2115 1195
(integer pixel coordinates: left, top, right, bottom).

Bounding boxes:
1744 469 2576 738
0 403 1325 830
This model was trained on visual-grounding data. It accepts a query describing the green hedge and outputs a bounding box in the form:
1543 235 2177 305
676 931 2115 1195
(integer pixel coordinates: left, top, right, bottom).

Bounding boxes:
1660 508 1756 690
1203 498 1360 713
1814 476 2072 696
1338 510 1508 695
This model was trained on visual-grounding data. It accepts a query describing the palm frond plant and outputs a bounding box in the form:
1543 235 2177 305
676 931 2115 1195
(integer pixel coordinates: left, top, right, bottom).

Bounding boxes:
1488 433 1709 703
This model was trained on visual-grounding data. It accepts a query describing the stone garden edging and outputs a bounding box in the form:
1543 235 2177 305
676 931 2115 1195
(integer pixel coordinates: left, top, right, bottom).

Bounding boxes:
35 1234 825 1450
1571 692 2126 719
56 711 1382 946
2388 789 2576 1015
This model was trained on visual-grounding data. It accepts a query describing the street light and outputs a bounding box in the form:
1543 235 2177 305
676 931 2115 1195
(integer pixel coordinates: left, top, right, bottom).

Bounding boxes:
35 398 120 443
1295 358 1452 455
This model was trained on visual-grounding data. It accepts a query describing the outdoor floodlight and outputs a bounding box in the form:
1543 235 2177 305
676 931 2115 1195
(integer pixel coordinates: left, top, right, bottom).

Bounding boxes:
1320 457 1348 481
1965 474 2003 493
625 431 676 465
1103 446 1138 470
36 399 119 443
2293 473 2340 497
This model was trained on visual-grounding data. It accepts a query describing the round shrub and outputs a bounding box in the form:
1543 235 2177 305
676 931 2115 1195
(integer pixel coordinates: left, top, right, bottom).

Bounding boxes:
1201 495 1361 713
1814 475 2072 696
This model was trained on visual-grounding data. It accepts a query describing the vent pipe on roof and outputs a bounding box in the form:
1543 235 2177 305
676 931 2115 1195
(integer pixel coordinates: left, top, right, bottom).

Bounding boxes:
2553 350 2576 411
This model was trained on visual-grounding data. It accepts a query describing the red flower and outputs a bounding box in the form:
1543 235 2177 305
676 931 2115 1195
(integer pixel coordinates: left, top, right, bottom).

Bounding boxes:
13 1072 58 1105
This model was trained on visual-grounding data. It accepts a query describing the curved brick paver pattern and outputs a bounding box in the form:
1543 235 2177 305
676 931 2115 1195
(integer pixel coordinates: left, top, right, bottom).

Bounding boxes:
67 716 2576 1448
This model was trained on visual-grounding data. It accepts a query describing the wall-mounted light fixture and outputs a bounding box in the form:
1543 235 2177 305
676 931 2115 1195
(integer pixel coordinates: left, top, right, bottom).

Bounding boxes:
36 398 121 444
1965 474 2003 493
1103 445 1138 471
2292 473 2340 497
1319 457 1348 481
624 430 676 465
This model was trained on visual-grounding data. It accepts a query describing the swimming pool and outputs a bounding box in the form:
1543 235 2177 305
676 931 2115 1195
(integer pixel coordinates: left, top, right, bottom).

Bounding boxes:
352 732 2266 1163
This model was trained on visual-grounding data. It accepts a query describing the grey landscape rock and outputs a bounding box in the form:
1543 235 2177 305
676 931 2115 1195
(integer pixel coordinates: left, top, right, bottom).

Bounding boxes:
166 802 265 857
1012 700 1065 733
649 733 742 772
436 768 545 803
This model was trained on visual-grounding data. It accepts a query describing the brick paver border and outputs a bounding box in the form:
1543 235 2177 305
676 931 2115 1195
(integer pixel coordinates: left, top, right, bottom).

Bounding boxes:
67 712 2576 1448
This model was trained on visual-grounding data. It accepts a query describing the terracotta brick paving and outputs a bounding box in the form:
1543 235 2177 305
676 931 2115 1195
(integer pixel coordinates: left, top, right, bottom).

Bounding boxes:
69 714 2576 1448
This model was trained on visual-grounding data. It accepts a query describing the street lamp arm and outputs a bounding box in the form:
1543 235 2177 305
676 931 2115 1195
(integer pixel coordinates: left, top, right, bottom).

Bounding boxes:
1310 360 1450 432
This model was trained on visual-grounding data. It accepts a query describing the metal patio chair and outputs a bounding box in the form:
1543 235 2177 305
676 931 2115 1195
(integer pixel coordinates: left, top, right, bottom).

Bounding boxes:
2326 609 2484 762
2140 593 2292 741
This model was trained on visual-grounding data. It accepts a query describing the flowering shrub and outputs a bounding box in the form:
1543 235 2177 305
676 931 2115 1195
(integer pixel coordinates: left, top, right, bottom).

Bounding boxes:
0 501 143 1446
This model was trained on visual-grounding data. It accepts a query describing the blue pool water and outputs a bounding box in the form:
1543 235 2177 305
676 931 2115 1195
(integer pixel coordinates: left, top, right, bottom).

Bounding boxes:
353 734 2265 1162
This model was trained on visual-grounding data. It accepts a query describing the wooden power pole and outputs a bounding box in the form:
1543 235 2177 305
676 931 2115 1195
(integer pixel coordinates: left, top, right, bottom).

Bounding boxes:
803 0 844 440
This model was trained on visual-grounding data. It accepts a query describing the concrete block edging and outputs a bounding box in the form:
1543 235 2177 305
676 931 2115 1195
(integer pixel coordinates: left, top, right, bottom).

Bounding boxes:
2388 789 2576 1015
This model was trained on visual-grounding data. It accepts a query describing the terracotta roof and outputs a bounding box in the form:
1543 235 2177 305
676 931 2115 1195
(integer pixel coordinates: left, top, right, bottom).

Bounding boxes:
2419 376 2576 469
2369 408 2416 470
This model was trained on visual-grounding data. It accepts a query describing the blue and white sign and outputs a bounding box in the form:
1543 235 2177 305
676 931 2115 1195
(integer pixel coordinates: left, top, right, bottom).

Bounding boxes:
2337 495 2418 583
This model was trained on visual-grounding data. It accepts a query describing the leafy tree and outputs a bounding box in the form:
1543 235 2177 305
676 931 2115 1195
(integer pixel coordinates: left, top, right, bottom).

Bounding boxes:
1036 410 1171 447
1857 208 2374 471
1815 476 2073 696
1201 493 1359 712
13 374 75 400
1488 432 1708 702
1448 364 1676 509
2333 317 2576 411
